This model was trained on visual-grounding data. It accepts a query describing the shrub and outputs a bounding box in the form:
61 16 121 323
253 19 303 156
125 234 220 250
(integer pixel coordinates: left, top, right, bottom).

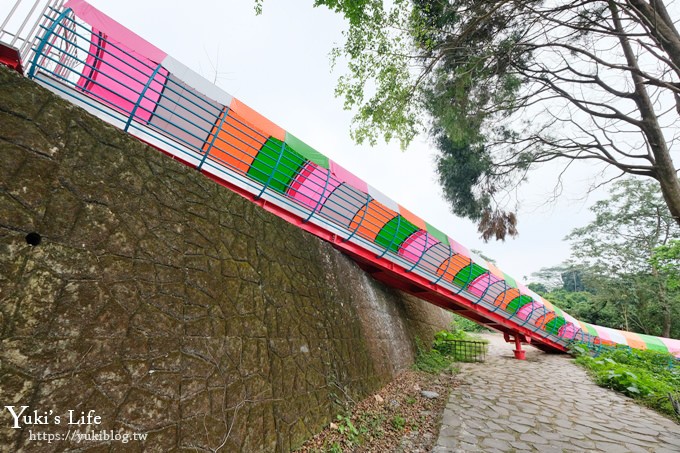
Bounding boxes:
432 328 488 362
451 314 493 333
571 344 680 420
413 338 455 373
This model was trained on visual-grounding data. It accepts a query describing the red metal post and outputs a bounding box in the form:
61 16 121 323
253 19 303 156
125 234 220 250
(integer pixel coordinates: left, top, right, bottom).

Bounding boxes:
514 335 526 360
504 331 527 360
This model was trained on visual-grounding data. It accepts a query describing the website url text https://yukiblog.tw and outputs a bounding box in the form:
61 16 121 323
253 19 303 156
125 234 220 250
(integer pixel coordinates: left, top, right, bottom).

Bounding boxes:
29 429 148 444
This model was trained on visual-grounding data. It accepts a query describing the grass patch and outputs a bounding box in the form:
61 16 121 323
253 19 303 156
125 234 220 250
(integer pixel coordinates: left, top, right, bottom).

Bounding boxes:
571 343 680 421
413 338 457 373
451 313 494 333
413 324 488 372
432 326 489 363
296 369 458 452
390 414 406 431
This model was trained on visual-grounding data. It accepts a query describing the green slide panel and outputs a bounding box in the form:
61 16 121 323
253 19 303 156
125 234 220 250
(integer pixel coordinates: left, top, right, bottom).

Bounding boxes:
584 323 599 337
545 316 567 335
503 273 518 288
425 222 449 245
506 295 533 315
375 216 419 253
248 137 307 194
453 263 487 288
637 334 669 353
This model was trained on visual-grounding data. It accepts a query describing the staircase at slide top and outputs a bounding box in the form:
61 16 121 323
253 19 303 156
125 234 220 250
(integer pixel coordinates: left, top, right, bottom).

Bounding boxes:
1 0 679 360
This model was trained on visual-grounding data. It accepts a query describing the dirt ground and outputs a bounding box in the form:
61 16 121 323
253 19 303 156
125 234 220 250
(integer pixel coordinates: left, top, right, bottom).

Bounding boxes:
295 368 460 452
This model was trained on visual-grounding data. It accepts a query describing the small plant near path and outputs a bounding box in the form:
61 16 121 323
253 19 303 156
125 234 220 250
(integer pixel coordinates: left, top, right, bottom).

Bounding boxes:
295 367 459 452
296 324 485 452
571 343 680 422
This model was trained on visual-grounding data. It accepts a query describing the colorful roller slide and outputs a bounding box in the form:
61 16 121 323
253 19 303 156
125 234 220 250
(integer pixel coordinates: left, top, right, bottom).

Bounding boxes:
2 0 679 358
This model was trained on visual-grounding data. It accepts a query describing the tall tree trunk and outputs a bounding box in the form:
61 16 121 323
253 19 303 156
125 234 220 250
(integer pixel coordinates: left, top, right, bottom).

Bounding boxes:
611 1 680 227
651 265 672 337
662 303 672 338
627 0 680 79
656 164 680 229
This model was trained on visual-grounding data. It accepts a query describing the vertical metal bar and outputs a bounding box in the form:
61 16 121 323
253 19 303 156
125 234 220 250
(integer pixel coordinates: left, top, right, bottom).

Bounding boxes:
461 262 476 293
304 167 331 223
9 0 42 47
432 246 454 285
124 63 163 132
407 231 429 272
22 1 63 67
197 106 230 171
27 6 70 78
255 140 287 200
377 215 401 258
477 278 500 308
344 195 372 243
19 0 60 60
487 284 508 314
0 0 27 34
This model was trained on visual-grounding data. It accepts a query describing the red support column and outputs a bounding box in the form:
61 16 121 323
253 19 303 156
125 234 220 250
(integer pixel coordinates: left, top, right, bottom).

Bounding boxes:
504 331 527 360
513 335 526 360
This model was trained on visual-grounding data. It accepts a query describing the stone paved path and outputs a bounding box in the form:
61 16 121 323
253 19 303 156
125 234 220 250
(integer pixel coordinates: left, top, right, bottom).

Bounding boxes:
434 333 680 452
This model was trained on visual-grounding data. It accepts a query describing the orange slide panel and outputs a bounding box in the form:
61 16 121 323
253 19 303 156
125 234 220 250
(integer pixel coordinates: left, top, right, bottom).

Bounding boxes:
204 109 268 174
494 288 521 310
436 254 472 284
536 312 556 329
621 330 647 350
349 199 396 242
229 98 285 141
398 205 427 230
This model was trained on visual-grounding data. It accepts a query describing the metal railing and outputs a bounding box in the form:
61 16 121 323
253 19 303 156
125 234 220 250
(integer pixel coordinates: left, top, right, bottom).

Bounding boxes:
0 0 63 65
439 339 488 363
15 4 598 352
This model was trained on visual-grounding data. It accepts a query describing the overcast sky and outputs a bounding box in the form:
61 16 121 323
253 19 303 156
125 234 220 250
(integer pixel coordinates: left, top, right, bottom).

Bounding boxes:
7 0 625 281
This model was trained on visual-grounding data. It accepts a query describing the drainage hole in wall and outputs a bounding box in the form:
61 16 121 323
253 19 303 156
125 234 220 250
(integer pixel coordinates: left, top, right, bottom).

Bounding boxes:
26 232 41 246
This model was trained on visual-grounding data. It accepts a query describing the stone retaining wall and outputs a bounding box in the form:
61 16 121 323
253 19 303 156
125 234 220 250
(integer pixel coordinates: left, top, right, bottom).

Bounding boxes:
0 66 451 452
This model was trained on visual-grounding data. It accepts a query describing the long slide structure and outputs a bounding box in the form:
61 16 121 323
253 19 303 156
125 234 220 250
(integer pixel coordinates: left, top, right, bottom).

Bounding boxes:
2 0 679 359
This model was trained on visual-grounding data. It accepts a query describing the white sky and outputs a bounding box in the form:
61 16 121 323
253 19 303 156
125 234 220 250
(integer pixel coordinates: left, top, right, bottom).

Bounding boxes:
7 0 627 281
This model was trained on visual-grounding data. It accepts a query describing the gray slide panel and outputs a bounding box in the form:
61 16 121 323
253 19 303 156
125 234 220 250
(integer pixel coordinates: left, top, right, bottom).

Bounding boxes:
149 74 223 151
319 183 370 229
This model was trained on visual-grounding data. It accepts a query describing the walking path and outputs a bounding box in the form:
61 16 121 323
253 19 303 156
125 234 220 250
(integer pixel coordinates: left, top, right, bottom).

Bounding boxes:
434 333 680 452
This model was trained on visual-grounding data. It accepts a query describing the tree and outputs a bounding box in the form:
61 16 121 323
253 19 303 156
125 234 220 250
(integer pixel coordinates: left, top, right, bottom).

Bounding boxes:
565 178 680 336
531 262 591 291
527 282 548 294
258 0 680 240
652 239 680 290
530 263 644 331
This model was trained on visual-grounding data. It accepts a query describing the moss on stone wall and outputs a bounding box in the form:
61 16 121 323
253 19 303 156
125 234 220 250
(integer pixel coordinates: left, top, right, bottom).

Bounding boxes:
0 66 451 451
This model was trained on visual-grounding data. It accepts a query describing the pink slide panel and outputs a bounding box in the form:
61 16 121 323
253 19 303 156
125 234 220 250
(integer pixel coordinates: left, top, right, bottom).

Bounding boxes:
450 239 470 257
287 162 340 211
77 29 167 122
65 0 167 63
516 302 542 321
659 337 680 357
399 230 439 263
593 325 613 343
468 273 502 297
329 161 369 193
558 322 578 339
